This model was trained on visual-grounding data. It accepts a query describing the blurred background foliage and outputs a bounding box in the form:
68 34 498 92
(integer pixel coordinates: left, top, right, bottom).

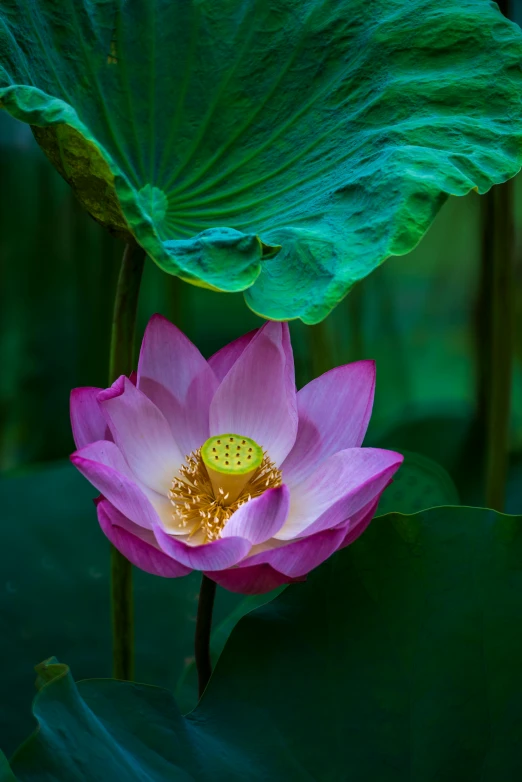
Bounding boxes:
1 106 522 754
2 110 522 506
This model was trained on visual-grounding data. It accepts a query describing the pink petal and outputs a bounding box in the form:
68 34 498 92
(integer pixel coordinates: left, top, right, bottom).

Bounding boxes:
331 492 383 531
98 376 183 495
208 329 258 381
241 526 346 577
206 564 303 595
276 447 403 540
339 495 381 549
97 499 191 578
70 387 110 449
70 441 170 529
281 361 376 486
137 314 218 455
153 526 250 571
241 493 382 577
209 322 298 466
221 486 289 545
240 493 382 578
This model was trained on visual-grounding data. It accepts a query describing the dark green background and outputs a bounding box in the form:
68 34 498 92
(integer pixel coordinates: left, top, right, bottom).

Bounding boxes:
2 111 522 504
1 108 522 760
9 506 522 782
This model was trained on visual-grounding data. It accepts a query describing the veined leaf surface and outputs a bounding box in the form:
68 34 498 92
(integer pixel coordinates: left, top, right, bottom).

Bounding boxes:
1 1 522 321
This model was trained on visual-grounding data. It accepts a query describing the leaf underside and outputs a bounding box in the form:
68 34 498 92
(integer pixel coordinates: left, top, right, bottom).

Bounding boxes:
1 0 522 321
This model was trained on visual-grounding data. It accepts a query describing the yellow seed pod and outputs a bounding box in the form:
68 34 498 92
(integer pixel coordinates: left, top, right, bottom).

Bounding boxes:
201 433 263 504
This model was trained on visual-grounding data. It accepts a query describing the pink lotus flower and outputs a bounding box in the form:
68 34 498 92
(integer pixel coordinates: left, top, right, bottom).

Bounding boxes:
70 316 403 594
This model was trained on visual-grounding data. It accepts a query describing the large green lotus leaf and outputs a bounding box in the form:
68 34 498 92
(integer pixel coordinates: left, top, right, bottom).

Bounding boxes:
9 507 522 780
1 1 522 322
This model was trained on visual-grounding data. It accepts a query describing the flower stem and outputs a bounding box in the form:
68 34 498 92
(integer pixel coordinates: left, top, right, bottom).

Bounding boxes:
195 574 217 697
482 180 514 512
108 239 146 680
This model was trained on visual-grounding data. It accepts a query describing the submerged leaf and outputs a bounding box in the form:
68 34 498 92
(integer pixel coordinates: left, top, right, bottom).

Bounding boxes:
1 0 522 321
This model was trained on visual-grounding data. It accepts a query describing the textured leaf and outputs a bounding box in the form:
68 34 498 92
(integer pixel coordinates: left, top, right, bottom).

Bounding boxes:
10 507 522 781
1 1 522 321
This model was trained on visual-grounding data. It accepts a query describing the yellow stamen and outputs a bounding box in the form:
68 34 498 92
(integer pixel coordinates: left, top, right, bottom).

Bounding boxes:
169 434 281 543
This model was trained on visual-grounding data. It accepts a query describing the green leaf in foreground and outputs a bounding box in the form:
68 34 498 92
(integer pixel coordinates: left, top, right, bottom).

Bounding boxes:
177 450 459 711
0 462 242 756
1 1 522 321
0 750 16 782
175 588 285 714
10 507 522 781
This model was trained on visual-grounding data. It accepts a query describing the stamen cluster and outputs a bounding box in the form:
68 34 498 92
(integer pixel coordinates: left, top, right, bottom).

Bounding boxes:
169 449 282 542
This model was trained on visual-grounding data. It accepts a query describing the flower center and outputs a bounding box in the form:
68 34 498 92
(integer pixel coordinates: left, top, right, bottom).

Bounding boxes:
169 433 282 543
201 433 264 502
